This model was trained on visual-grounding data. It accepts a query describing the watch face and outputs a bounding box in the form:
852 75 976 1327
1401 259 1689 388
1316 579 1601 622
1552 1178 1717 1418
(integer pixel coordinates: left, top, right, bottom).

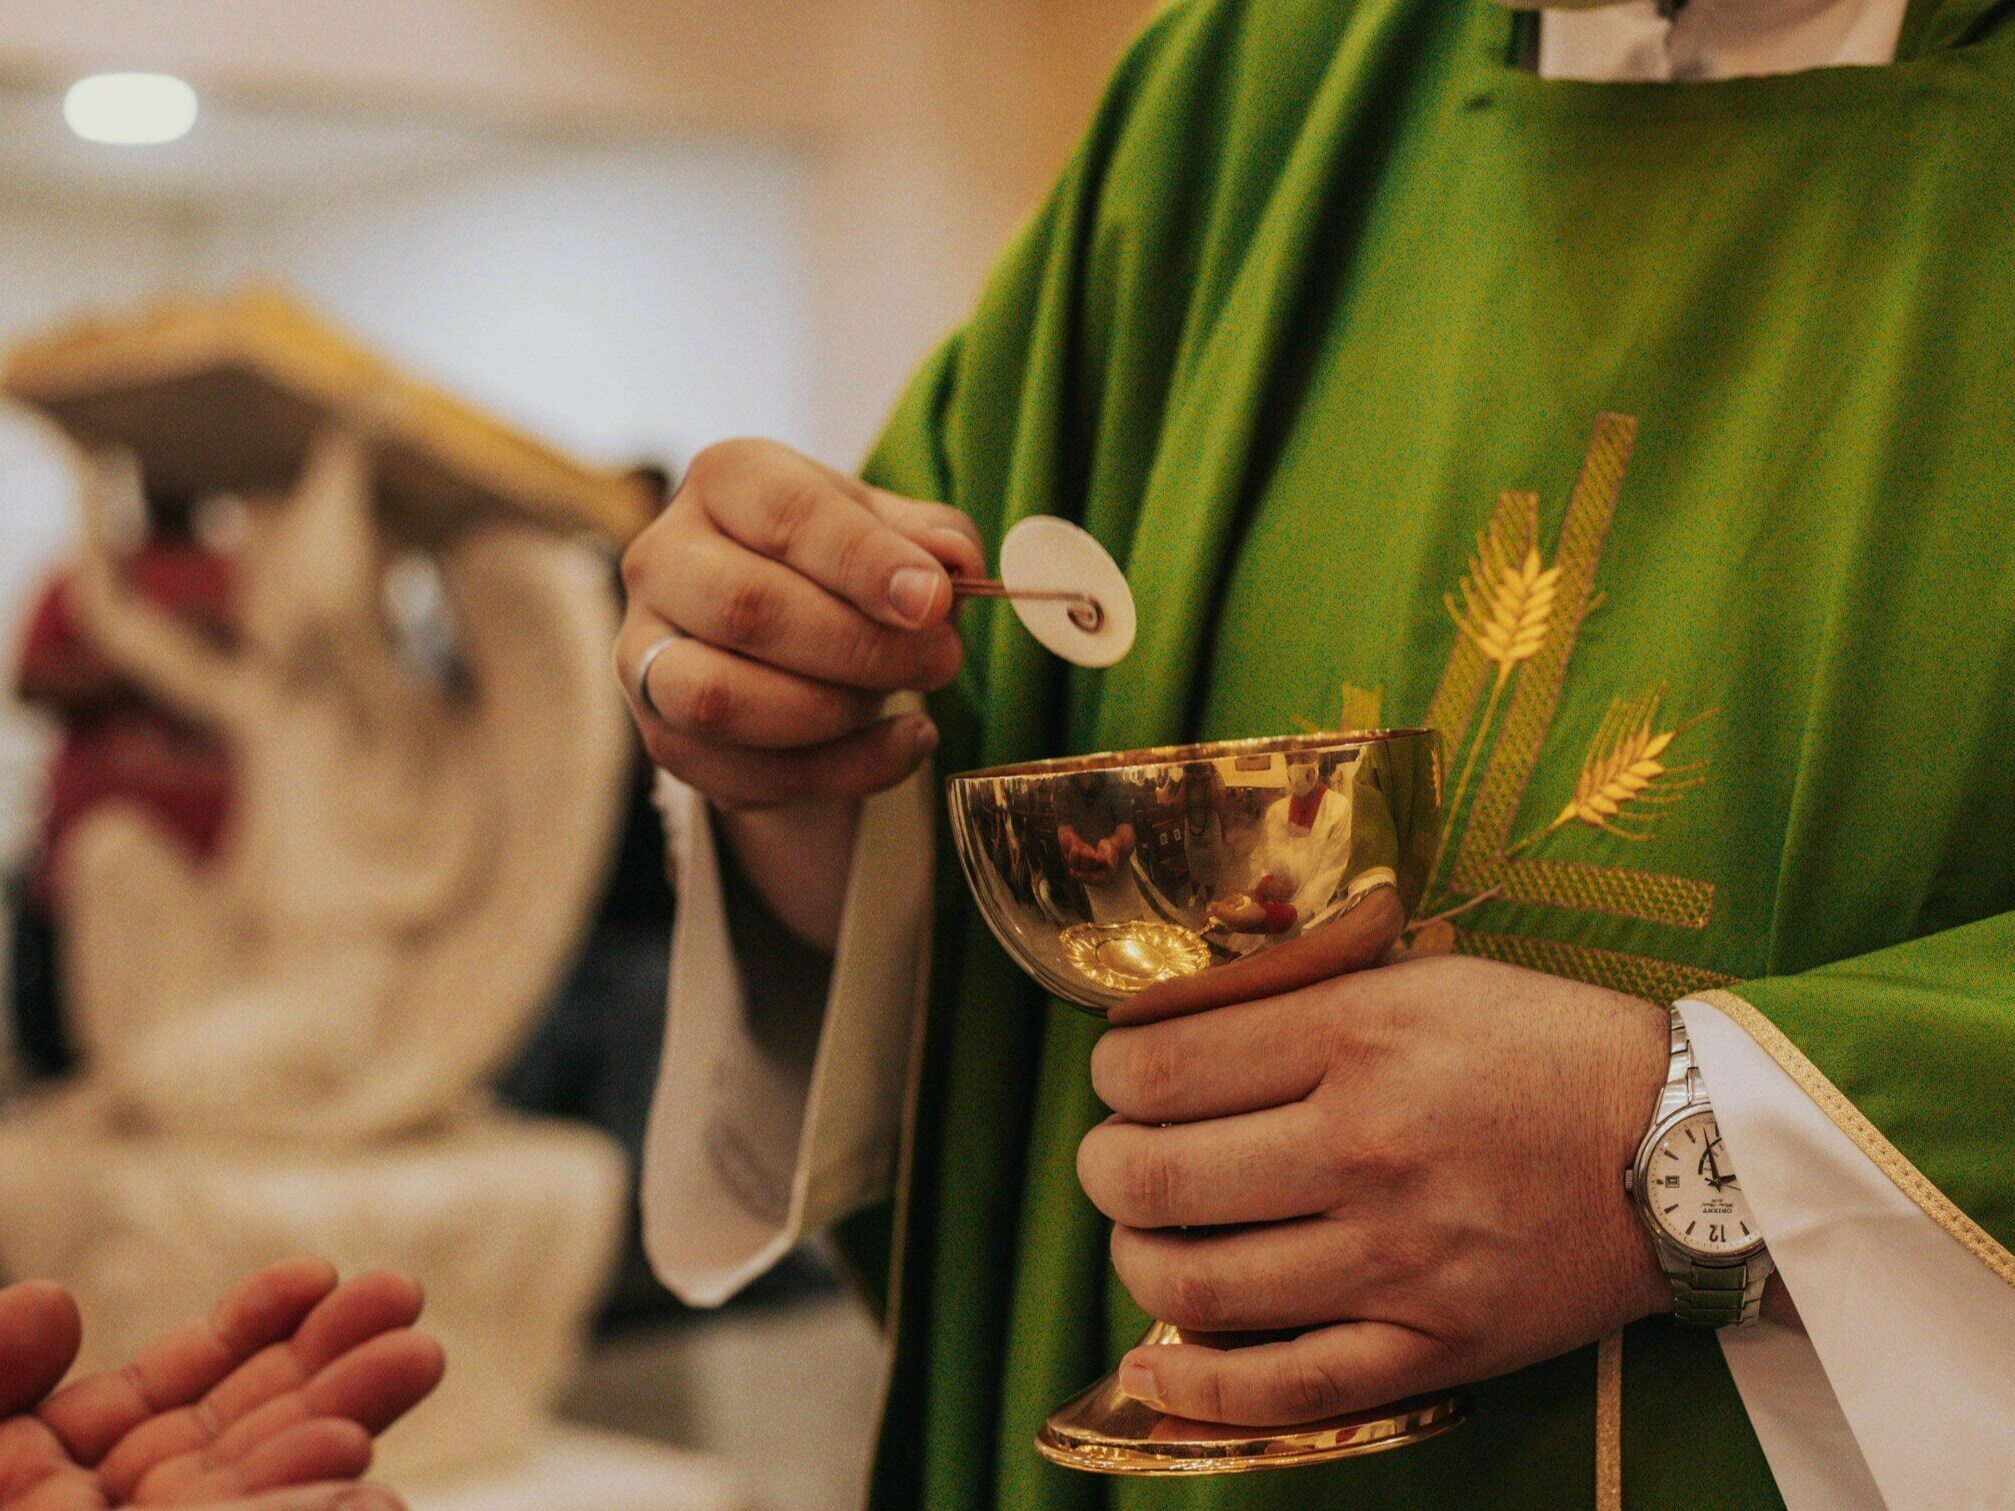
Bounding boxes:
1643 1110 1761 1258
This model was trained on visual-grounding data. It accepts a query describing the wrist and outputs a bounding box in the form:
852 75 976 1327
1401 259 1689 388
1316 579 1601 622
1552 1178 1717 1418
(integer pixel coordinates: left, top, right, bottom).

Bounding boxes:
1623 1004 1778 1329
1602 996 1680 1321
718 795 861 952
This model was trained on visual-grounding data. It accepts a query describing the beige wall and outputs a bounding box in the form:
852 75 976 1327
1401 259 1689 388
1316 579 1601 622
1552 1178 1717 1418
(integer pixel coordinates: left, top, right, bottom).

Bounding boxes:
0 0 1159 462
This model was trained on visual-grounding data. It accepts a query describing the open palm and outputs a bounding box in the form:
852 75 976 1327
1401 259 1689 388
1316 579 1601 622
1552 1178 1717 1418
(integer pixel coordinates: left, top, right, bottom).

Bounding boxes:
0 1259 444 1510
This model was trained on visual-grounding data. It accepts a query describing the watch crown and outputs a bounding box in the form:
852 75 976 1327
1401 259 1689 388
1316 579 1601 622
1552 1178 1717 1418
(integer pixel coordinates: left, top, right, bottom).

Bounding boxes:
1623 1169 1636 1194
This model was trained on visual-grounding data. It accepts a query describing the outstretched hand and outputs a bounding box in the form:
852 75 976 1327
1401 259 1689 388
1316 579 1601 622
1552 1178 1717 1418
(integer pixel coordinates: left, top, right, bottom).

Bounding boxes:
0 1259 444 1510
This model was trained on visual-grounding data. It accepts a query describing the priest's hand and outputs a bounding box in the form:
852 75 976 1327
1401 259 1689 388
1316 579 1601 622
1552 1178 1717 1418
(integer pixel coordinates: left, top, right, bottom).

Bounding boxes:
1076 946 1673 1426
0 1259 444 1508
616 439 984 949
617 438 984 808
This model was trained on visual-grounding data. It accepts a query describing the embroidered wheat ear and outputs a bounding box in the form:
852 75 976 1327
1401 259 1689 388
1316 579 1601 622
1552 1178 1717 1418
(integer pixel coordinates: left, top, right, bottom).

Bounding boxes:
1511 685 1711 852
1439 491 1560 841
1447 492 1560 674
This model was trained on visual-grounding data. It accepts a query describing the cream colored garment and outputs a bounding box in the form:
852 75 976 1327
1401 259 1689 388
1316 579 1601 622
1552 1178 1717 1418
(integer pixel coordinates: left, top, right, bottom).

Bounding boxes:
640 765 932 1306
1538 0 1908 81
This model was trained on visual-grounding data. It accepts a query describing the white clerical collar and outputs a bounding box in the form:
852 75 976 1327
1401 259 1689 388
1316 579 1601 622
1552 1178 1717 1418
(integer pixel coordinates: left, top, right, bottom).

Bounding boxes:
1536 0 1911 79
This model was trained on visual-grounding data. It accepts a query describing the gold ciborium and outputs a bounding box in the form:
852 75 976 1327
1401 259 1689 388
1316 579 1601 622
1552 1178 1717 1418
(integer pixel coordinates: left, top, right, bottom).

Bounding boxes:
946 729 1466 1475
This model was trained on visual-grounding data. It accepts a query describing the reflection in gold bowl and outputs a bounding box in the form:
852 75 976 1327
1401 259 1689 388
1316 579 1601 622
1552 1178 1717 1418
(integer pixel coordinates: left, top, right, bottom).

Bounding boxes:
944 729 1460 1475
946 729 1441 1019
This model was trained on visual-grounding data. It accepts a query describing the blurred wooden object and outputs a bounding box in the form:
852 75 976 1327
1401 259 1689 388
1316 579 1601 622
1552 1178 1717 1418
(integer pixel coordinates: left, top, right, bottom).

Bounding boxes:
3 287 655 544
0 289 637 1484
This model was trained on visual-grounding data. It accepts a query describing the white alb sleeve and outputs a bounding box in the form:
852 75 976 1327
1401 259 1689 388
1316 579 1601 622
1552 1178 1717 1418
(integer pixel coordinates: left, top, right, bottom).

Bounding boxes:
1679 997 2015 1510
640 766 934 1307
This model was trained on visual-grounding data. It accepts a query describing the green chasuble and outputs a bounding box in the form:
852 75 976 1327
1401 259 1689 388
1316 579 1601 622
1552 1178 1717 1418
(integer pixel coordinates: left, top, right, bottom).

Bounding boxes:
840 0 2015 1504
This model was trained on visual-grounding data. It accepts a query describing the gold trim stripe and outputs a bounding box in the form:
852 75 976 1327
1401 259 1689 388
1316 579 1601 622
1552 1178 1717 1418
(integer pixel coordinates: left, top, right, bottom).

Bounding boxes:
1595 1332 1622 1511
1493 857 1714 931
1695 987 2015 1290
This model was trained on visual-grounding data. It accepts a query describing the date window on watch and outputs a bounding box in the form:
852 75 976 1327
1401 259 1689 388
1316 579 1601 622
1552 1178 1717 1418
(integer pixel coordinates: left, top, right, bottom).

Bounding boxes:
1662 1175 1681 1188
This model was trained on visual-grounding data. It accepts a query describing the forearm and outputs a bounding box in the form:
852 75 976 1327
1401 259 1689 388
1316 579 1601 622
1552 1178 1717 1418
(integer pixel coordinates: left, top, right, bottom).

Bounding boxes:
717 796 861 954
68 553 242 728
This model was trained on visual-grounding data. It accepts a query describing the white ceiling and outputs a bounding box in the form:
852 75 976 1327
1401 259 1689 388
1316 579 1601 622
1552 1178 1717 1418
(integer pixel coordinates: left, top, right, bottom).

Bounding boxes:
0 79 588 211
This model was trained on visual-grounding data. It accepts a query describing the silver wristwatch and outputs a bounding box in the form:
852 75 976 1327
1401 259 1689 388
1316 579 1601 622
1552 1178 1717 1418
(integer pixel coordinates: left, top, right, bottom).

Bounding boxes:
1624 1006 1773 1328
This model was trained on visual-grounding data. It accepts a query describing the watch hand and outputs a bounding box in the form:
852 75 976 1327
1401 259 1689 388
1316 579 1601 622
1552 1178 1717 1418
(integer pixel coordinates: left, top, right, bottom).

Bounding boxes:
1703 1140 1731 1189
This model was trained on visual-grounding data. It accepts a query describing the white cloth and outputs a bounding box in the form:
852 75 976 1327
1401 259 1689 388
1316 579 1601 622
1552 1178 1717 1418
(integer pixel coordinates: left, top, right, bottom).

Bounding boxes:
641 3 2015 1506
639 767 931 1305
1684 999 2015 1510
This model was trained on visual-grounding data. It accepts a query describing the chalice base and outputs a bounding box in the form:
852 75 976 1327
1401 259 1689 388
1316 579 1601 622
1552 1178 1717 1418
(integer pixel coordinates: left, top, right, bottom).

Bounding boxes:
1034 1323 1467 1476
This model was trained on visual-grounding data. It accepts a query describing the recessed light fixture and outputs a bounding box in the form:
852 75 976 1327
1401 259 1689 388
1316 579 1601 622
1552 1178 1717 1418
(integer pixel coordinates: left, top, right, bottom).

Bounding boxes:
63 72 199 146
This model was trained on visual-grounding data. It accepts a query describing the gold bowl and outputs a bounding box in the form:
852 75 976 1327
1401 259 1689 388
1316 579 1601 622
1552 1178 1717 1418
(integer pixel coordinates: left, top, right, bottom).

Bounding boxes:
946 729 1441 1020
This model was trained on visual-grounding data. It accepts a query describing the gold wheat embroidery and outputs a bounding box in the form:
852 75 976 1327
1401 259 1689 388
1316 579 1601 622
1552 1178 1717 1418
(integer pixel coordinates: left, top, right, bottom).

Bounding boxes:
1447 492 1560 669
1508 685 1711 853
1342 418 1724 989
1439 491 1560 845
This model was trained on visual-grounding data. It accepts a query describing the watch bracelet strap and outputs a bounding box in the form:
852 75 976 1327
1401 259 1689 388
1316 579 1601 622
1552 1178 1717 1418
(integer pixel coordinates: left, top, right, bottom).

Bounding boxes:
1658 1006 1772 1328
1669 1261 1771 1328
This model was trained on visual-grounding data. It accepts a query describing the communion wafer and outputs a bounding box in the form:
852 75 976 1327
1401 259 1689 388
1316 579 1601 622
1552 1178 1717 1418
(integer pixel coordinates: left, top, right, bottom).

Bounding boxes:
997 515 1137 668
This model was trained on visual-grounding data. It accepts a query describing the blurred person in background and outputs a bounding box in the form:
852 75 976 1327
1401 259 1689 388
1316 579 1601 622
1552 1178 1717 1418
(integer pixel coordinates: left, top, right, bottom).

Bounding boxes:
8 491 234 1079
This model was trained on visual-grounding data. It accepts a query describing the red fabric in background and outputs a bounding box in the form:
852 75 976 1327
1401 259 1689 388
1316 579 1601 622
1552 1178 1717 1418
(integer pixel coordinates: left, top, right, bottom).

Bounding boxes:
14 544 236 912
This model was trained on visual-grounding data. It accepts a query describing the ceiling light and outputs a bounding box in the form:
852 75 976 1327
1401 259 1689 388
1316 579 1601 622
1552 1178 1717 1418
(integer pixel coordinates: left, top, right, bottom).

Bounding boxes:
63 72 198 146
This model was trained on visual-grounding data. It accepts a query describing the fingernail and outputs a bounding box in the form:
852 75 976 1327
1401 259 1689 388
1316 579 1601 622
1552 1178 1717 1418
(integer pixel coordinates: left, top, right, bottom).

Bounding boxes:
888 566 942 627
1117 1357 1163 1409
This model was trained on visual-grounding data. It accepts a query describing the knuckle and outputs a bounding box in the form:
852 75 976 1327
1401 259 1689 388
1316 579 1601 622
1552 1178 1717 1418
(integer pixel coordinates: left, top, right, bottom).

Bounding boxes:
1092 1033 1178 1118
1188 1366 1231 1425
618 539 649 595
828 519 879 595
1160 1259 1233 1333
671 667 738 734
836 625 896 689
674 450 724 509
1283 1356 1350 1420
682 438 757 495
1349 1122 1421 1189
721 576 782 649
619 527 666 596
753 477 820 559
1121 1145 1180 1227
